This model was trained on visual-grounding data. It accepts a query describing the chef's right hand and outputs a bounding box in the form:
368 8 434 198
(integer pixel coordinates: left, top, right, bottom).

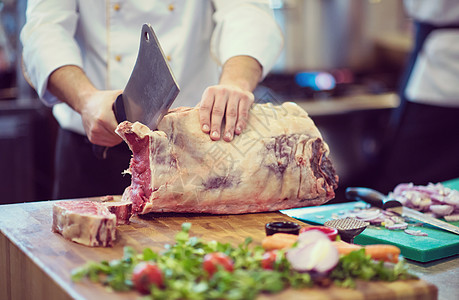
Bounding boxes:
80 90 123 147
47 66 123 147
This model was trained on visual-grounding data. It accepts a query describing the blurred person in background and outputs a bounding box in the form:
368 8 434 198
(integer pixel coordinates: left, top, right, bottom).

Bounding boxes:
378 0 459 193
20 0 283 200
0 0 14 92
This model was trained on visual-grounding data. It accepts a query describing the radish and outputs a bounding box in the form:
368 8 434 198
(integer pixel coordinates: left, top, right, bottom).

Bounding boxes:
286 231 339 273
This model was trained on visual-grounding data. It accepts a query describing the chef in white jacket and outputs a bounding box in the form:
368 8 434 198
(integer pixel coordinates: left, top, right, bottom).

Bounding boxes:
378 0 459 192
20 0 283 199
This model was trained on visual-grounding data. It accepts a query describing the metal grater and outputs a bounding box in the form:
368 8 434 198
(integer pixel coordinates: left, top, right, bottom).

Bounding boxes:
324 217 369 243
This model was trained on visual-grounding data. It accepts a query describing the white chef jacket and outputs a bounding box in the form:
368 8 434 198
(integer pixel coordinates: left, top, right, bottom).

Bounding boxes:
404 0 459 107
21 0 283 135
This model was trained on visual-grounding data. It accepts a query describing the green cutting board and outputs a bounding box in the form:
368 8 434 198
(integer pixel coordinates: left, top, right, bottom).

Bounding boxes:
282 179 459 263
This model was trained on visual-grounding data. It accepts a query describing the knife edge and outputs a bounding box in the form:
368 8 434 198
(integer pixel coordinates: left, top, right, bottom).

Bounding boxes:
388 206 459 235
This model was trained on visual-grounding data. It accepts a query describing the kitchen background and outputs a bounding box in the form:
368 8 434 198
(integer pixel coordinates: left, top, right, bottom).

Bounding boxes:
0 0 412 205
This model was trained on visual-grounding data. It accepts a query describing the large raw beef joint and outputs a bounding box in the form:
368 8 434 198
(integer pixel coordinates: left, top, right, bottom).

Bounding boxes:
116 102 339 215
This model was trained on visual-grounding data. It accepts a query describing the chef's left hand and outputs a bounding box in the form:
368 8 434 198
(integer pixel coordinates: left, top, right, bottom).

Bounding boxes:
199 55 262 142
199 84 254 142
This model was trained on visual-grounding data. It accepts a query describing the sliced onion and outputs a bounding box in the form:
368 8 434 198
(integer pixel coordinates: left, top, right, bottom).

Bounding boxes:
287 231 339 273
443 191 459 208
430 205 455 217
381 210 396 217
390 182 459 217
444 214 459 222
368 217 386 226
384 219 395 227
355 209 382 222
392 183 414 196
404 229 428 236
405 191 423 207
385 222 408 230
418 198 433 211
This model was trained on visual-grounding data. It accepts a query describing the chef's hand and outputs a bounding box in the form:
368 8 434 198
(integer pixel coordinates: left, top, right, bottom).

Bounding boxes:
47 65 123 147
199 56 262 142
80 90 123 147
199 85 254 142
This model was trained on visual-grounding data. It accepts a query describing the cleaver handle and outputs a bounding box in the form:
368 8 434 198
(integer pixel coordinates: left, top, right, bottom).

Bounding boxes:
91 94 127 160
346 187 385 208
345 187 402 210
92 144 108 160
112 93 127 123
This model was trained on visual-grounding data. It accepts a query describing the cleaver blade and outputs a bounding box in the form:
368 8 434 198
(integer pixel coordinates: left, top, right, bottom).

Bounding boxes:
113 23 180 129
93 24 179 159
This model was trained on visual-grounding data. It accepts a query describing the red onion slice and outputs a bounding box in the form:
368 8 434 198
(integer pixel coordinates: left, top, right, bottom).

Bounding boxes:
404 229 428 236
392 183 414 196
443 192 459 208
390 182 459 218
418 198 433 211
444 214 459 222
355 209 380 219
384 219 395 227
430 205 455 217
385 222 408 230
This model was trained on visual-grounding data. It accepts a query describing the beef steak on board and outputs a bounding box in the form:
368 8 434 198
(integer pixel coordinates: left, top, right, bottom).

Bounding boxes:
101 196 133 225
52 201 116 247
116 102 338 215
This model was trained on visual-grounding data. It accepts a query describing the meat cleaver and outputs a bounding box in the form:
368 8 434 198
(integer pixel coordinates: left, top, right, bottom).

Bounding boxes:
346 187 459 235
93 23 180 159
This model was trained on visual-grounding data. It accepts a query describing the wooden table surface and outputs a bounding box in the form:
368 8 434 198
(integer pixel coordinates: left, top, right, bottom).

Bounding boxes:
0 198 441 300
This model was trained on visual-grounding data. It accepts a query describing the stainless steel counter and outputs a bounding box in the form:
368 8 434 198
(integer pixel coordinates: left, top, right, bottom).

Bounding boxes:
295 92 399 117
406 255 459 300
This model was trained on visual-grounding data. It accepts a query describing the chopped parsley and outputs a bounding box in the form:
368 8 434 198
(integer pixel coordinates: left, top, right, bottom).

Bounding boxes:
71 223 415 299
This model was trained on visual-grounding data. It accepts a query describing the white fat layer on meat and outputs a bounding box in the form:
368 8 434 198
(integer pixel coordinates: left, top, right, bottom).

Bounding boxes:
119 102 337 214
52 203 116 247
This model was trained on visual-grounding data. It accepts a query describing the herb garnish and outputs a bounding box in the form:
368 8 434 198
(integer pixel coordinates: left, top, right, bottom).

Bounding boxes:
71 223 415 299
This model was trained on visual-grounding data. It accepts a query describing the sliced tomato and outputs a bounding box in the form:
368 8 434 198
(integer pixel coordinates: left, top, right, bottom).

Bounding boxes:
261 251 277 270
299 226 338 241
131 262 164 294
203 252 234 277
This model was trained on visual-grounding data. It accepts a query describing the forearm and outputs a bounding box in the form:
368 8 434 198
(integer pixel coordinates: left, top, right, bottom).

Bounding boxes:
47 65 122 146
219 55 262 92
47 65 97 113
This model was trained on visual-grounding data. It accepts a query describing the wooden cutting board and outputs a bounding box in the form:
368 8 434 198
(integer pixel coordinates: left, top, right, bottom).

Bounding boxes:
0 199 438 300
